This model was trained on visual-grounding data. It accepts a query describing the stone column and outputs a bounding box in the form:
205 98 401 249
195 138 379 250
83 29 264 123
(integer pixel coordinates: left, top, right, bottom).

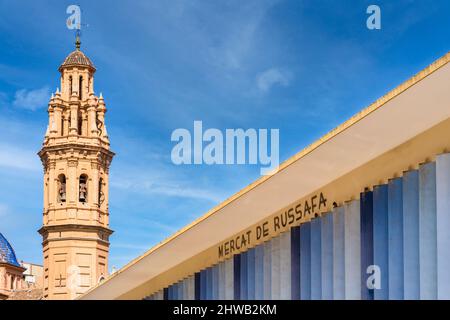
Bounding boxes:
0 269 4 289
63 112 70 136
73 70 79 97
53 106 63 136
48 108 56 137
91 162 99 207
6 274 11 292
89 75 94 93
43 170 49 211
69 103 78 136
104 166 110 211
97 111 106 138
48 161 56 207
60 76 64 97
87 106 98 137
82 111 88 136
97 97 108 140
68 159 78 204
62 73 70 100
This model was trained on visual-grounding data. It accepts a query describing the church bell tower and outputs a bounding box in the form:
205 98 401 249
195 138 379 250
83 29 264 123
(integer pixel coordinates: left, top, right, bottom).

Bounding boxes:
38 36 114 300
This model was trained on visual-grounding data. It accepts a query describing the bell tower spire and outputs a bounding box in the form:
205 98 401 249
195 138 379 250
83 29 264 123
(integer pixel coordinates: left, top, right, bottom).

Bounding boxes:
75 31 81 50
38 42 114 300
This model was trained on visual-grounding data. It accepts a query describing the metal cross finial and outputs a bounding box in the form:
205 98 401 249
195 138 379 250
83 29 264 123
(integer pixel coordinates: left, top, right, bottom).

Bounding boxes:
75 30 81 50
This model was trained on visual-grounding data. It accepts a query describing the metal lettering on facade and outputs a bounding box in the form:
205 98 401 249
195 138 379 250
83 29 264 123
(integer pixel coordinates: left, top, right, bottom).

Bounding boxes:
218 192 327 259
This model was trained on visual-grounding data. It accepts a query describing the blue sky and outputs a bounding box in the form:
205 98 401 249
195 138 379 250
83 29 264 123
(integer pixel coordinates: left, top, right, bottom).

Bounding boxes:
0 0 449 270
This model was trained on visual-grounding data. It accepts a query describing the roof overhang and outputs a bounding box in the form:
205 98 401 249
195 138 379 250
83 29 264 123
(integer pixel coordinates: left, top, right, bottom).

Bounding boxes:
0 262 26 273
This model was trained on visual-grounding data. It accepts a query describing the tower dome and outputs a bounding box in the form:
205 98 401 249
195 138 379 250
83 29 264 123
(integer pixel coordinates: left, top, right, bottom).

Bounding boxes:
58 35 96 72
0 233 20 267
59 50 96 72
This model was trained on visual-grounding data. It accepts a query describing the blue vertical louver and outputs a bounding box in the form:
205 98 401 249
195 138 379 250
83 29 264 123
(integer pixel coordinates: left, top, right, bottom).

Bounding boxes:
300 222 311 300
437 153 450 299
419 162 437 300
270 236 281 299
233 254 241 300
290 226 301 300
403 169 420 299
360 191 374 300
373 185 389 300
218 262 225 299
388 177 404 300
321 212 333 300
172 283 177 300
200 269 207 300
254 245 264 300
280 231 292 300
333 206 345 300
240 251 248 299
247 248 256 300
195 273 201 300
212 265 219 300
206 267 213 300
311 217 322 300
345 200 361 300
263 240 272 299
225 258 234 300
178 281 183 300
167 285 173 300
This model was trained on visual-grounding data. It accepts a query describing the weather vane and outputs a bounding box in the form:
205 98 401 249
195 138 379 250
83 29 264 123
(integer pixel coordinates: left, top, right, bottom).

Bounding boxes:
66 4 89 50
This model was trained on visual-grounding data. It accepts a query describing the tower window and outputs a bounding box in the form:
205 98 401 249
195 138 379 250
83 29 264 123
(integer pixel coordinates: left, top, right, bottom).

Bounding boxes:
69 76 73 96
57 174 66 203
78 112 82 135
79 76 83 100
79 174 88 203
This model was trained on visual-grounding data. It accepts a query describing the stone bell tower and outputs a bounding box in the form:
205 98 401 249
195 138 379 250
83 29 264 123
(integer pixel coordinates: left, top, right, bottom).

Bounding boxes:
38 36 114 300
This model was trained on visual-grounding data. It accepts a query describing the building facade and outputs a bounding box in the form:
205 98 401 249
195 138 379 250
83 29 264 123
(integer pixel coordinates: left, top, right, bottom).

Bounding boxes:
38 37 114 300
0 233 26 300
22 262 44 289
81 52 450 300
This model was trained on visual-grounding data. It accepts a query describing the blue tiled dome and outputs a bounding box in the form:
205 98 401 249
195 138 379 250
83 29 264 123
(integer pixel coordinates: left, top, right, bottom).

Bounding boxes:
0 233 20 267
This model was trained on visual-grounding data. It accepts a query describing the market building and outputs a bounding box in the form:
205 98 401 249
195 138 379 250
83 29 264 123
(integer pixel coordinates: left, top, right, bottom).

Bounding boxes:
80 51 450 300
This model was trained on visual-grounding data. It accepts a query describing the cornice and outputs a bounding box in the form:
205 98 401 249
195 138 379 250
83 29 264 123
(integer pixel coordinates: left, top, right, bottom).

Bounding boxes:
38 223 114 236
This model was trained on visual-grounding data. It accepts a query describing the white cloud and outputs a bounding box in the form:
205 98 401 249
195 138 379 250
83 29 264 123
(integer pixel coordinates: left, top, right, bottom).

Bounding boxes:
256 68 291 92
13 86 50 111
0 143 41 171
111 176 223 203
0 204 8 217
0 92 8 108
